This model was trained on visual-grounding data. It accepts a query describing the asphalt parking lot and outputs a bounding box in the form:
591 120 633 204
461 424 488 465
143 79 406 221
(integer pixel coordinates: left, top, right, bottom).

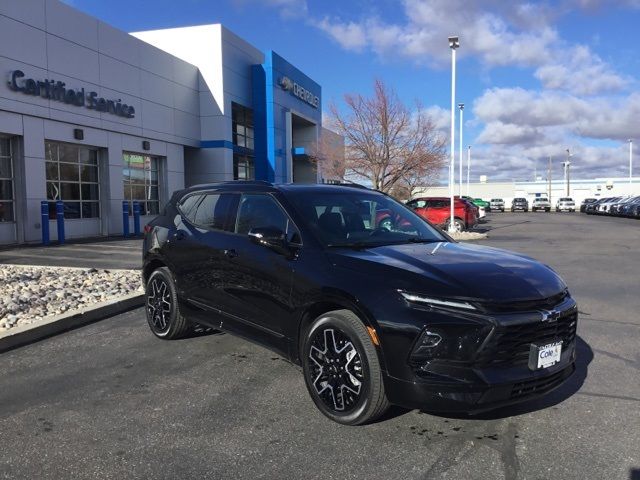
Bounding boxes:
0 238 143 270
1 212 638 480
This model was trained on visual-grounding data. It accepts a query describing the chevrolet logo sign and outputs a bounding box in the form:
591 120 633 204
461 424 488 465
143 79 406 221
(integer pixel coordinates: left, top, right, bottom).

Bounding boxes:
540 309 561 322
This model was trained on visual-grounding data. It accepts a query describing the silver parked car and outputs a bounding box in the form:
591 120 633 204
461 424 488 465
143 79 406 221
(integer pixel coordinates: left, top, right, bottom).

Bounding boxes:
490 198 505 212
556 197 576 212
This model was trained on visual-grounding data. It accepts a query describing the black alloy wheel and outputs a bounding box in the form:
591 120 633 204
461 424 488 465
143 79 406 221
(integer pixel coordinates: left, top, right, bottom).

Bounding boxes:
145 267 190 339
302 310 389 425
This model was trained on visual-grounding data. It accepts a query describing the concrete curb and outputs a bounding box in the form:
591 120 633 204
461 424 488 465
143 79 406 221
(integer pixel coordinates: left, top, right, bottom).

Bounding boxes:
0 292 144 353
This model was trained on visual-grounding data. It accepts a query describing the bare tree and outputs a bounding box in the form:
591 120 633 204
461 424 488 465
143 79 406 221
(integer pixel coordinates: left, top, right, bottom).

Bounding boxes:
328 79 446 195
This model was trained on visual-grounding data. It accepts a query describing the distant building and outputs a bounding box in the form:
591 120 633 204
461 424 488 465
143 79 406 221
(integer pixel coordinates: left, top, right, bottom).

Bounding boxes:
414 177 640 206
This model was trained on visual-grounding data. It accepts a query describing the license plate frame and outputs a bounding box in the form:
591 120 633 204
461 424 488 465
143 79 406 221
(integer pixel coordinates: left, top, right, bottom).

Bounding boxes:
528 341 562 370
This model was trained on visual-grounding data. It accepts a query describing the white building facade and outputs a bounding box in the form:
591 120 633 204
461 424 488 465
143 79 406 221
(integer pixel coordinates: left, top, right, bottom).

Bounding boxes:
0 0 335 245
415 177 640 208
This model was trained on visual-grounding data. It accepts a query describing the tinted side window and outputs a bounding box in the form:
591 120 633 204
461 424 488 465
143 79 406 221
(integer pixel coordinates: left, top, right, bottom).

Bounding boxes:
178 194 202 220
190 193 237 231
236 194 300 243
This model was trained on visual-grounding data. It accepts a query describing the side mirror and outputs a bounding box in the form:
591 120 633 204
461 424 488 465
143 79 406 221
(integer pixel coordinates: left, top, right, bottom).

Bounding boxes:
248 227 291 256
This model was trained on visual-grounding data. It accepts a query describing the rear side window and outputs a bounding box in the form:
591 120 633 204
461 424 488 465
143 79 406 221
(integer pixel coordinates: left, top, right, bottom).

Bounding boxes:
180 192 238 231
178 194 202 219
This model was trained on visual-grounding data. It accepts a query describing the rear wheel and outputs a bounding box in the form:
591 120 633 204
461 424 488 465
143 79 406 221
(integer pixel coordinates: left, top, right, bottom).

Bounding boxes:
145 267 191 339
301 310 389 425
444 218 465 232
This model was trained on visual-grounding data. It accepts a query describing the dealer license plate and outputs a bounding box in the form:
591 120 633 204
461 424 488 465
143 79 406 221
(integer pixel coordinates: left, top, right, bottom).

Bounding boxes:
529 341 562 370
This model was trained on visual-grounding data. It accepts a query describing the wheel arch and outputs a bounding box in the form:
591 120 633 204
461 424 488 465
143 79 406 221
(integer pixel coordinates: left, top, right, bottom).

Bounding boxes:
292 292 388 373
142 257 167 285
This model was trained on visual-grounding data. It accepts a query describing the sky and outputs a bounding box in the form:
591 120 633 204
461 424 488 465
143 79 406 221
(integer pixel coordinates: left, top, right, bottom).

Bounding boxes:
63 0 640 183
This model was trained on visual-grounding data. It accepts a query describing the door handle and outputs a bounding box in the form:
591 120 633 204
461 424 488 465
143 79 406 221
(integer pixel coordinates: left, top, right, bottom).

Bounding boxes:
223 249 238 258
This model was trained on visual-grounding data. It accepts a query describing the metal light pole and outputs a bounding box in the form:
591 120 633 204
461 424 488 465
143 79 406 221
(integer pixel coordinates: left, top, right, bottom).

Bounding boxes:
466 146 471 197
629 139 633 189
458 103 464 197
564 149 572 197
448 36 459 232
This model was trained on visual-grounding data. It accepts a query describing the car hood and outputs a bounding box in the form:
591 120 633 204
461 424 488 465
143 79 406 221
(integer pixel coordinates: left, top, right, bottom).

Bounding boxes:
329 242 565 303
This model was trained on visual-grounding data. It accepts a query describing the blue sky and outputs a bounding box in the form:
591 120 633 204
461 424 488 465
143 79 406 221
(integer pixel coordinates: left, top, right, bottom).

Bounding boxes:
65 0 640 182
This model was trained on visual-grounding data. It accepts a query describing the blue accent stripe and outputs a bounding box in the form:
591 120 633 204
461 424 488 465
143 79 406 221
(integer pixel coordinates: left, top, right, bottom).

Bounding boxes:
200 140 234 149
200 140 254 156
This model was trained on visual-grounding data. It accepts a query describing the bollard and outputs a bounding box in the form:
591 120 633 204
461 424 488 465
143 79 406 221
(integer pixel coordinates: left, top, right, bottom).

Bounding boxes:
133 201 141 236
40 201 50 246
55 200 65 245
122 201 129 237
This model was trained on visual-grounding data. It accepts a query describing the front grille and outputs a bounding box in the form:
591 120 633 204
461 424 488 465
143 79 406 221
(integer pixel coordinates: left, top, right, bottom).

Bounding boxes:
510 366 571 399
481 290 568 313
475 310 577 367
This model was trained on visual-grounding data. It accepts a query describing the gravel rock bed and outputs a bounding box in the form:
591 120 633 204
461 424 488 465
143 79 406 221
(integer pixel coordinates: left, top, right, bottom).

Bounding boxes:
449 231 489 241
0 265 143 331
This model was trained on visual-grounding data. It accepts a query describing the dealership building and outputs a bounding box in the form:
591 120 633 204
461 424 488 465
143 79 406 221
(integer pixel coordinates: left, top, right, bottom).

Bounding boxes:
0 0 339 245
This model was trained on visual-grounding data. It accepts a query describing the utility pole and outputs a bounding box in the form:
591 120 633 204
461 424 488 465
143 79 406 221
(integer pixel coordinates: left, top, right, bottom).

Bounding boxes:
548 156 552 204
566 149 571 197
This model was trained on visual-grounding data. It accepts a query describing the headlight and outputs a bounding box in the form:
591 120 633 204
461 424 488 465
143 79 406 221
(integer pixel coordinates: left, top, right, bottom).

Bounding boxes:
409 324 491 364
399 291 477 311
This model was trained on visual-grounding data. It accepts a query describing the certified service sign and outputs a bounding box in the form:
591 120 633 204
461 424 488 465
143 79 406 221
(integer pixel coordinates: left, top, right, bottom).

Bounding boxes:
278 76 319 109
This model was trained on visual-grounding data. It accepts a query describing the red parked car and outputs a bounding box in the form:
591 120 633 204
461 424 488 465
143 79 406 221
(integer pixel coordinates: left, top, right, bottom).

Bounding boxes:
406 197 478 231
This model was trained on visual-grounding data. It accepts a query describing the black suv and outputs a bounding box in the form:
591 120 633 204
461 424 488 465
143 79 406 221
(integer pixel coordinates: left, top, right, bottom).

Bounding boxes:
143 182 577 425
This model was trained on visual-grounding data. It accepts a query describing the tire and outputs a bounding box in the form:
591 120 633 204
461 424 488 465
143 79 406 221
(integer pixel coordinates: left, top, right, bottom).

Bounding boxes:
301 309 389 425
546 208 550 212
444 218 465 232
145 267 191 339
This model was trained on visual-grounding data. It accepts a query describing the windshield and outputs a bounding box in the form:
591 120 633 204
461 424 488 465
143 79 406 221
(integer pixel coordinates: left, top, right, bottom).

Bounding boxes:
536 198 549 202
284 189 447 248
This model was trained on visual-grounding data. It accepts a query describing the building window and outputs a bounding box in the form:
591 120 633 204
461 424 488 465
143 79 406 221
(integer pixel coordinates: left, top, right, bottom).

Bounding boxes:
233 154 255 180
123 152 160 215
232 102 254 150
45 141 100 219
0 138 14 222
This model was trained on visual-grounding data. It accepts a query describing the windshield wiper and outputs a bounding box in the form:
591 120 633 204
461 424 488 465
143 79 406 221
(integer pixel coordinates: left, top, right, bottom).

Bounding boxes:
327 242 380 249
404 237 442 244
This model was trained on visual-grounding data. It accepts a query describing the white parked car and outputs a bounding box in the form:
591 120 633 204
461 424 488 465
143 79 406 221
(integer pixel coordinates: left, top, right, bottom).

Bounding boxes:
532 197 551 212
556 197 576 212
490 198 505 212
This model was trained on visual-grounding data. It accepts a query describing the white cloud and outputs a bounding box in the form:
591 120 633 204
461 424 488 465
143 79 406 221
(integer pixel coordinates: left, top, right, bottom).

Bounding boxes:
315 17 367 51
535 45 628 95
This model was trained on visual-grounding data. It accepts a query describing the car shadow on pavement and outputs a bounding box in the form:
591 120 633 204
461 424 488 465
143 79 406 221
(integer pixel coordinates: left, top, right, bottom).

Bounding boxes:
473 219 532 234
407 335 594 422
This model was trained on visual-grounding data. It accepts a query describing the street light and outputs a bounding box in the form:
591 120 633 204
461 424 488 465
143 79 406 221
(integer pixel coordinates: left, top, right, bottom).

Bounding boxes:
448 36 459 233
563 149 573 197
458 103 464 197
466 145 471 197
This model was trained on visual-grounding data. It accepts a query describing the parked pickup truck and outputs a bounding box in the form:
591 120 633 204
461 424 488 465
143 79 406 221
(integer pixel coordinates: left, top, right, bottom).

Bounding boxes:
532 197 551 212
490 198 505 212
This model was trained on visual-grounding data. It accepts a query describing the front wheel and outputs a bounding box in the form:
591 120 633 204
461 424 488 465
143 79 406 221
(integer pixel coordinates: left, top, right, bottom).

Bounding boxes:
145 267 191 339
301 310 389 425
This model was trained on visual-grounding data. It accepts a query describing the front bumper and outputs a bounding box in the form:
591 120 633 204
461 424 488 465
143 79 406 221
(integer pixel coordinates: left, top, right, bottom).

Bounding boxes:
385 360 575 413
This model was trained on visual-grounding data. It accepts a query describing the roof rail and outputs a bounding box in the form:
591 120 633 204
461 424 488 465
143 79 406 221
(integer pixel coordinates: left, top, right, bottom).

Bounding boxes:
322 179 370 190
189 180 273 189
